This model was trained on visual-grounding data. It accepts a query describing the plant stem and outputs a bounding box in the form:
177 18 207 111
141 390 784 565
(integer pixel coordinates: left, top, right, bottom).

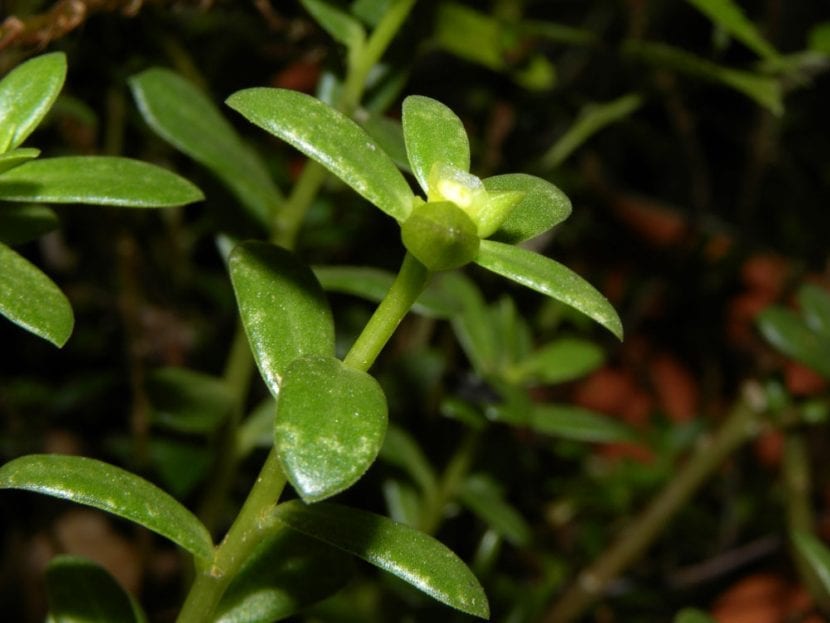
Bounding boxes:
344 253 430 373
272 160 328 248
421 431 479 534
177 448 287 623
542 382 766 623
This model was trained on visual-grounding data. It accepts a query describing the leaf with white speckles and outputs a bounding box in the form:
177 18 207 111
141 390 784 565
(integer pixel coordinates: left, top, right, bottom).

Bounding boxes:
0 454 213 562
475 240 623 340
275 355 387 502
229 242 335 397
272 500 490 619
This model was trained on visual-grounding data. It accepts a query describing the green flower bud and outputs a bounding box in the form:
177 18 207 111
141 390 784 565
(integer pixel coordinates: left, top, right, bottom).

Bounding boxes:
401 201 480 271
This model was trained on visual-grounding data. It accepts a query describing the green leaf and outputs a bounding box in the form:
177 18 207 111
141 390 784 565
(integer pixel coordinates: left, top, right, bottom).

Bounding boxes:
129 68 282 226
401 200 480 271
435 3 506 72
275 355 387 502
458 474 532 547
301 0 366 52
216 526 353 623
226 88 414 221
0 52 66 152
0 242 73 347
808 23 830 55
0 454 213 562
402 95 470 195
229 241 335 397
47 555 146 623
147 367 234 434
476 240 623 339
147 439 212 498
0 157 204 207
0 147 40 174
798 284 830 338
237 398 277 458
757 307 830 377
529 404 635 442
378 424 438 495
484 174 572 244
509 337 605 384
792 530 830 595
272 500 490 618
674 608 716 623
382 479 422 527
357 112 411 173
687 0 781 62
0 204 59 245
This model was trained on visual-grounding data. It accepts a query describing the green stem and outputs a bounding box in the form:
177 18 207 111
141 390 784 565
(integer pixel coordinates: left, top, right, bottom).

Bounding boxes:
344 253 430 373
177 448 287 623
542 382 766 623
271 160 328 248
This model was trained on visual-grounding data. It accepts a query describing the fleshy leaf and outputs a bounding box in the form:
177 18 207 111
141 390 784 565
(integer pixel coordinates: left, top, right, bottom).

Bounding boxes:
484 174 572 243
275 355 387 502
458 474 532 547
0 52 66 152
529 404 635 442
508 337 605 384
229 241 335 397
0 147 40 174
0 157 204 207
401 200 480 271
272 500 490 618
476 240 623 339
757 307 830 377
47 555 146 623
0 204 59 244
798 284 830 338
792 530 830 595
0 454 213 562
0 242 73 347
226 88 414 221
402 95 470 195
130 68 282 226
301 0 366 52
216 524 353 623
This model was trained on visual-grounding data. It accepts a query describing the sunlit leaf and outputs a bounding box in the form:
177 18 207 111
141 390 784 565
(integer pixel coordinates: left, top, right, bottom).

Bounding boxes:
0 157 204 207
484 174 572 244
0 204 59 245
229 242 335 397
275 355 387 502
0 454 213 562
476 240 623 339
757 307 830 377
272 500 490 618
458 474 532 546
227 88 414 221
0 242 73 347
529 404 635 443
687 0 780 62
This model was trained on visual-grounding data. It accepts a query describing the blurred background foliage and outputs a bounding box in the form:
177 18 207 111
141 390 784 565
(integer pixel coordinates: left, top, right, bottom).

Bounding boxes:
2 0 830 621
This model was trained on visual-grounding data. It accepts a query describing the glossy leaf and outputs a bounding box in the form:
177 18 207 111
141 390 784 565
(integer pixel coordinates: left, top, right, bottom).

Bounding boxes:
227 88 414 221
402 95 470 195
0 454 213 562
757 307 830 377
484 174 572 244
687 0 780 62
798 284 830 337
792 530 830 595
0 147 40 174
272 500 490 618
47 555 146 623
301 0 365 52
0 52 66 151
229 241 335 397
0 204 59 244
275 355 388 502
476 240 623 339
458 474 532 547
529 404 635 442
509 337 605 384
130 68 281 226
147 367 234 434
216 525 353 623
0 242 73 347
378 424 437 495
0 157 204 207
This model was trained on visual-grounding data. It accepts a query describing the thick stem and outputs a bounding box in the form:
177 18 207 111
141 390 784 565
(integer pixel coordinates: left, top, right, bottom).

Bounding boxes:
543 382 766 623
343 253 430 373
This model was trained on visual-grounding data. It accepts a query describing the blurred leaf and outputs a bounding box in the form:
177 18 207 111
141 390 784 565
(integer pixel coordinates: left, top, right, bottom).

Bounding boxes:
227 88 414 221
484 174 572 244
351 0 392 27
434 3 506 72
792 530 830 596
47 555 146 623
229 242 335 397
216 526 353 623
357 112 411 172
798 284 830 337
490 296 533 370
687 0 780 61
0 157 204 207
129 68 281 226
378 424 438 495
458 474 532 546
147 367 234 434
301 0 365 53
476 240 623 339
148 439 212 498
272 500 490 618
674 608 716 623
540 94 643 170
0 52 66 151
509 337 605 385
382 478 422 527
808 23 830 55
529 404 635 442
757 307 830 377
0 204 59 244
237 398 277 458
402 95 470 195
275 355 387 502
0 454 213 562
0 147 40 174
440 396 487 430
0 242 73 347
